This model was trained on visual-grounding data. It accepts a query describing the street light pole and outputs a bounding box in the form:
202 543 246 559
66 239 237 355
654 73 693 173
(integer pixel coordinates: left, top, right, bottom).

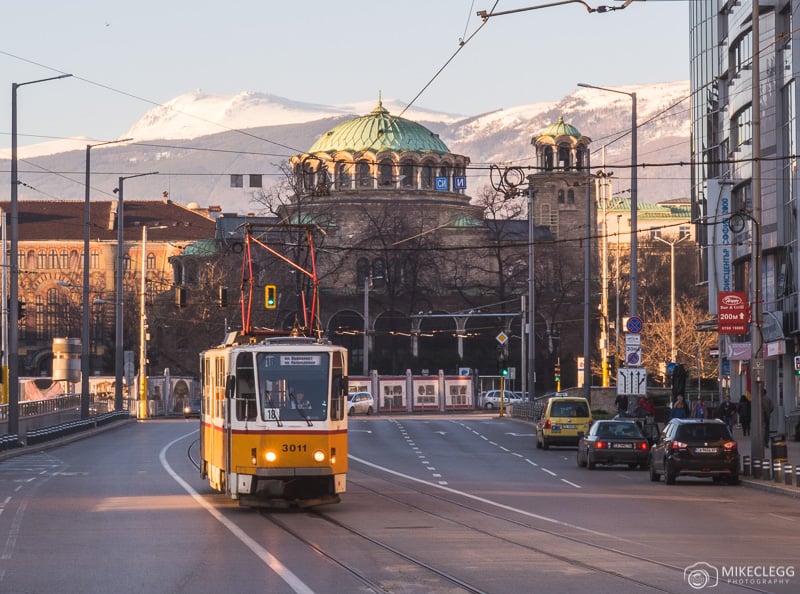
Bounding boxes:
654 234 689 363
113 172 157 412
577 83 638 318
526 179 537 399
82 138 131 420
138 224 167 419
363 275 370 376
9 73 72 435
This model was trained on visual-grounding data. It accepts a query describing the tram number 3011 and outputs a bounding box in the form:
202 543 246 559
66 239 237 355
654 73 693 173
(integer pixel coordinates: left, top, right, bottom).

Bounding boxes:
282 443 308 453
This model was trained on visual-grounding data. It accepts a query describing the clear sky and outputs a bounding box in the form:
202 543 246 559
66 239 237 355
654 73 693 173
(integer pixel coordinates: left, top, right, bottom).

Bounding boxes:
0 0 688 151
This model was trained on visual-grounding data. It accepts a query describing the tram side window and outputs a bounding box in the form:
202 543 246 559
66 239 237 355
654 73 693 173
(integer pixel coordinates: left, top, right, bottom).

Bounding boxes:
331 350 346 421
235 353 257 421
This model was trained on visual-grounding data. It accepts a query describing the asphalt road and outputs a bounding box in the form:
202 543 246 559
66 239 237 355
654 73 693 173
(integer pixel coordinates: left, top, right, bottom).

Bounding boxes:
0 416 797 594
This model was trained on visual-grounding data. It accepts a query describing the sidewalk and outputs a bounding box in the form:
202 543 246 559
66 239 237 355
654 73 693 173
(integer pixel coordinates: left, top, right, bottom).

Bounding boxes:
732 425 800 499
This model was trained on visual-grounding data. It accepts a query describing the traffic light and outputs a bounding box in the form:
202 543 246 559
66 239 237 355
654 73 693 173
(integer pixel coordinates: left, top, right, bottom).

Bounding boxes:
794 355 800 376
497 346 508 376
218 286 228 308
554 364 561 383
265 285 277 309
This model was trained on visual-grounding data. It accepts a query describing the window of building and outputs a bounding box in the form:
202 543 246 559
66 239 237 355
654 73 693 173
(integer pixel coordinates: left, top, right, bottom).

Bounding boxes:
147 252 156 271
60 250 69 268
335 162 351 190
356 161 371 188
378 160 394 187
732 105 752 148
124 254 131 271
731 28 752 77
91 250 99 270
544 146 554 170
558 145 570 169
35 295 44 341
558 190 565 204
49 250 58 269
567 189 575 204
37 251 46 269
372 259 386 288
230 174 243 188
249 174 262 188
421 163 434 189
356 258 370 287
400 161 415 188
650 228 662 240
679 226 691 239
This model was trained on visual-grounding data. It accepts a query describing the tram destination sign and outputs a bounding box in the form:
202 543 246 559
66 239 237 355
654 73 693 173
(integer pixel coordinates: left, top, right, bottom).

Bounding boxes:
717 291 749 334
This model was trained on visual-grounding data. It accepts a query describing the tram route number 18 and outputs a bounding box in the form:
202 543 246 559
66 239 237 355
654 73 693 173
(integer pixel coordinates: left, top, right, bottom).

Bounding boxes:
282 443 308 453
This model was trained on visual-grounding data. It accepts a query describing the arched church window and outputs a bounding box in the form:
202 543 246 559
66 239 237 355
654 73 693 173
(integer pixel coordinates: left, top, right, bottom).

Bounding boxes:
293 164 304 191
356 258 369 287
558 145 571 169
335 162 351 190
400 161 415 188
421 162 434 189
567 189 575 204
544 147 554 171
356 161 372 188
577 147 589 171
558 190 565 204
372 259 386 288
378 160 394 187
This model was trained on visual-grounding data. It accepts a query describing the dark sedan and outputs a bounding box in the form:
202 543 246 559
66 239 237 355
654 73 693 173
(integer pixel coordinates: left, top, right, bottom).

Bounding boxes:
576 420 650 469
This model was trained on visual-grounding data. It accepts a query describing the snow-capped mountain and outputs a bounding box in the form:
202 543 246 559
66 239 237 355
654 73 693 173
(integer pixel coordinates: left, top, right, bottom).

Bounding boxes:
0 81 690 214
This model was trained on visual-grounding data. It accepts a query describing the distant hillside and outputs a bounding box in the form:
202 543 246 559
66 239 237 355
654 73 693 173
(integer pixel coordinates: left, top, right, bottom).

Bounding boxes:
0 82 690 214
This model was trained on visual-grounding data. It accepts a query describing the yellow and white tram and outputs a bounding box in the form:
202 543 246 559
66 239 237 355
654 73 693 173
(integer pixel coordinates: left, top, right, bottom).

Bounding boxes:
199 333 348 507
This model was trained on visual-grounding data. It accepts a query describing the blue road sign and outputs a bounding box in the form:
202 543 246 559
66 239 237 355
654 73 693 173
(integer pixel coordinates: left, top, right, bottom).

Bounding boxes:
626 316 644 334
435 177 449 191
453 176 467 190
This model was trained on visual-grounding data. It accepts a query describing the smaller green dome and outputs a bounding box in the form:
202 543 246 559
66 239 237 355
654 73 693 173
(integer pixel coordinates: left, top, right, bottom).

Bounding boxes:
308 99 450 155
540 114 581 139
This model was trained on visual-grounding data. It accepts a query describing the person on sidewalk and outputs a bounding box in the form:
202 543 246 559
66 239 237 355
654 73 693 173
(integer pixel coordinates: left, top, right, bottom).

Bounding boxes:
738 394 751 436
614 393 629 416
692 399 706 419
762 389 774 446
718 394 737 434
670 395 689 419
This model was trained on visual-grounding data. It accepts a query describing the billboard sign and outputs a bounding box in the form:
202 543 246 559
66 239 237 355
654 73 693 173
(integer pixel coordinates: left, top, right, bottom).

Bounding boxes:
717 291 749 334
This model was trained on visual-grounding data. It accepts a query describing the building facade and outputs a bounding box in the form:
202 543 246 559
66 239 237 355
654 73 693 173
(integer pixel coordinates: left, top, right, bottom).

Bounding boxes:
690 0 799 438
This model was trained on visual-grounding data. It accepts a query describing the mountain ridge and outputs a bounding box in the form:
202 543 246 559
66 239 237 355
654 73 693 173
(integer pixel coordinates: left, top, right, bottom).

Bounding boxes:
0 81 690 214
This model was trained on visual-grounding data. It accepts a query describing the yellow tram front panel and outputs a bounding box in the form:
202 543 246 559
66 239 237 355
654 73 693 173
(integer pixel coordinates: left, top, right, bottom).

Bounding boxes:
229 427 348 477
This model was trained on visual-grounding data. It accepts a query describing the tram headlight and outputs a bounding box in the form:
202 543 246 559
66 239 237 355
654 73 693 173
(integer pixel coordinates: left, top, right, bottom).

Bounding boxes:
265 450 277 463
313 450 326 463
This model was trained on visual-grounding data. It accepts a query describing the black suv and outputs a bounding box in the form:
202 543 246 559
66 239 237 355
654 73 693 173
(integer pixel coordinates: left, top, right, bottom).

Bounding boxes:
649 419 739 485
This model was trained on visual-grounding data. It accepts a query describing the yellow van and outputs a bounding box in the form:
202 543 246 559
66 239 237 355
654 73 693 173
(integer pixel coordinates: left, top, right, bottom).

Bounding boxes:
535 396 592 449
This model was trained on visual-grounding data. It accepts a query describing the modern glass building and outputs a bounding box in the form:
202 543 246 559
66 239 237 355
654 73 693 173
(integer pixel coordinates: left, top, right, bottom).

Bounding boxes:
690 0 798 441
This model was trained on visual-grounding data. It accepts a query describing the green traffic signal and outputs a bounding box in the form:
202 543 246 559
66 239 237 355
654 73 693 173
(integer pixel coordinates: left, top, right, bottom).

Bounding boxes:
265 285 277 309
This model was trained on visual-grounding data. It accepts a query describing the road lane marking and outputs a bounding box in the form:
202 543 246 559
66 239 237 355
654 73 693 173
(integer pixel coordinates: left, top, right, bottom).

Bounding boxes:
560 479 582 489
161 431 314 594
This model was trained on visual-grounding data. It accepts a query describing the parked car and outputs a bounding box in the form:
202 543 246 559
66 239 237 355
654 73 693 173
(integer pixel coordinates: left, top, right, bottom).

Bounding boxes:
348 392 375 415
649 418 739 485
481 390 522 409
534 396 592 449
576 420 650 469
183 398 201 418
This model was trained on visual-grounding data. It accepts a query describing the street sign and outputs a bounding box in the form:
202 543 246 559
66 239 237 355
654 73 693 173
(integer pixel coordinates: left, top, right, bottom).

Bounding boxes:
626 316 644 334
453 176 467 190
617 367 647 396
625 333 642 366
435 177 449 191
717 291 749 334
496 331 508 345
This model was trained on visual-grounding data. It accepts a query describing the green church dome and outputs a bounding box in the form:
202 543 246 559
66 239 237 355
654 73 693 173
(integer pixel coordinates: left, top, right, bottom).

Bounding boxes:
308 100 450 155
540 114 581 139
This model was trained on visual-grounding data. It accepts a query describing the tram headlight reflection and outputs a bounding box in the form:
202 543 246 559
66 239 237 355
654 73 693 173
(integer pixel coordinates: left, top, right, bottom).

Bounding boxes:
313 450 326 463
265 450 277 463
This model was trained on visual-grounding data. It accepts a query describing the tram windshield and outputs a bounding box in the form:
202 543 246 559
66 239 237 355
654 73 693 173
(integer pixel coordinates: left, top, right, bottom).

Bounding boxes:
256 351 330 422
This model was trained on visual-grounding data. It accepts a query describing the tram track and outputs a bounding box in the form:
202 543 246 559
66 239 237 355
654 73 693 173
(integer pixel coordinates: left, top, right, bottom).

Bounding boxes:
261 508 487 593
341 468 774 594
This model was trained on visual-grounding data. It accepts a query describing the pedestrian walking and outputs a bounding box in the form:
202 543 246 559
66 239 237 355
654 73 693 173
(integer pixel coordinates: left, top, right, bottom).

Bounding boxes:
738 394 751 436
692 399 705 419
670 395 688 420
718 394 737 434
614 393 629 416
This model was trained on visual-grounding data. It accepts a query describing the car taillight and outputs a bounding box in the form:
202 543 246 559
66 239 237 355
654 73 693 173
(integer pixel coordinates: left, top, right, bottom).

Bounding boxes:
723 441 737 450
544 419 551 429
671 440 688 450
639 442 649 450
594 441 606 449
